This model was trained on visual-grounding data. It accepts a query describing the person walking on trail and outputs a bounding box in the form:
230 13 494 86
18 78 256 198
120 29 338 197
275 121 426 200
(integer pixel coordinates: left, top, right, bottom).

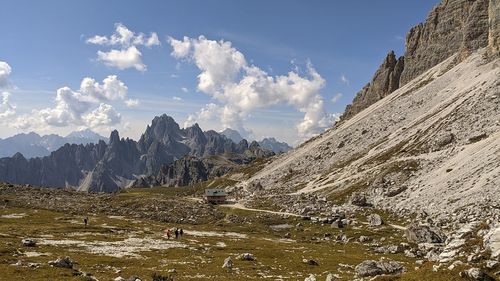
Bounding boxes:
174 228 179 239
165 229 171 239
179 228 184 237
83 217 88 228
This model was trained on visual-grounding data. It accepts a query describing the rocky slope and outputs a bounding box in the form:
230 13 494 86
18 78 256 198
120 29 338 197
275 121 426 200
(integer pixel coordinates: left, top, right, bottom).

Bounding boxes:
0 115 273 192
234 0 500 226
340 0 492 122
0 129 108 158
132 149 272 188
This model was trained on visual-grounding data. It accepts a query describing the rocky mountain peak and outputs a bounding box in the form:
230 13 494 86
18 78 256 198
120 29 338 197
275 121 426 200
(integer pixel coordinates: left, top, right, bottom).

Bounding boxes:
109 130 120 145
340 0 493 123
11 152 26 160
220 128 244 143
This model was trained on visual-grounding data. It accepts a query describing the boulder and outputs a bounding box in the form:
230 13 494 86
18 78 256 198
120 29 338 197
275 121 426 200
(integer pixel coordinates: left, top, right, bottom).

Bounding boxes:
48 256 74 269
21 238 36 247
349 192 370 207
325 273 338 281
359 236 373 243
222 257 233 269
304 274 316 281
303 259 319 266
405 224 447 243
239 253 255 261
355 260 405 277
459 267 495 280
368 214 384 226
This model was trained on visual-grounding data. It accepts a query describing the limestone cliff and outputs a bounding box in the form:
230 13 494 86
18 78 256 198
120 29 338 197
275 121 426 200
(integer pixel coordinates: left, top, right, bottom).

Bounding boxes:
400 0 489 84
341 0 492 122
341 51 404 121
489 0 500 55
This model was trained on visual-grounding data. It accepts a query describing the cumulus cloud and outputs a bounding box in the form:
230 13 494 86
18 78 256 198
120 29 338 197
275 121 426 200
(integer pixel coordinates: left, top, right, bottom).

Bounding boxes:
86 23 160 48
0 92 16 119
87 23 159 71
181 87 188 93
82 103 122 128
0 61 16 120
97 46 146 71
11 76 129 130
80 75 128 102
184 103 220 128
172 96 183 101
169 36 335 138
0 61 12 88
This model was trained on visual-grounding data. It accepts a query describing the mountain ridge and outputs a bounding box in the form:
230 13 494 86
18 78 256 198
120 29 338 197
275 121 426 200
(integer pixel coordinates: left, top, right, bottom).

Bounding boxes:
0 129 109 159
0 115 273 192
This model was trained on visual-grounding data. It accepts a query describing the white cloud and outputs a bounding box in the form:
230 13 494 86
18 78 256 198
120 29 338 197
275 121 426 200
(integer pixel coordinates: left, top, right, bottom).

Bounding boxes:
340 74 349 85
170 74 179 78
0 61 12 88
86 35 108 45
172 96 183 101
184 103 221 128
80 75 128 102
82 103 122 128
11 76 128 130
125 98 139 107
181 87 188 93
97 46 146 71
331 93 342 104
0 92 16 119
87 23 159 71
86 23 160 48
169 36 335 138
0 62 16 121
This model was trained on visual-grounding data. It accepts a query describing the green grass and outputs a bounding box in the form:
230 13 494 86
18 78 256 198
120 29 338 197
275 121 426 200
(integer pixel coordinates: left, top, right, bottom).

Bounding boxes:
0 186 477 281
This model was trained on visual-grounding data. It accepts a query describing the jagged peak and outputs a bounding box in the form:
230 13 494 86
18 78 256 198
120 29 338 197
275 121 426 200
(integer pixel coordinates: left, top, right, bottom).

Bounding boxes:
109 130 120 144
11 152 26 160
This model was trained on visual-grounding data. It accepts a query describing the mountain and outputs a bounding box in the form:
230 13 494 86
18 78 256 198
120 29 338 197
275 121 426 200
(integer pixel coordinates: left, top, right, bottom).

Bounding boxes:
0 129 108 158
235 0 499 225
258 137 293 153
132 144 274 188
220 128 293 154
339 0 491 122
220 128 244 143
0 114 273 192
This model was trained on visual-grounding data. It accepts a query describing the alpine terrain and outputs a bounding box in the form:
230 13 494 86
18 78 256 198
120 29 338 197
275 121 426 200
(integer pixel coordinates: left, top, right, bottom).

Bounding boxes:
0 0 499 280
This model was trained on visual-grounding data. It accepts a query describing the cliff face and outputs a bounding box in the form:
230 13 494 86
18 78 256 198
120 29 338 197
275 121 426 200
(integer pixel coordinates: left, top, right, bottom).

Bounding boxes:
400 0 489 84
490 0 500 55
341 51 404 121
341 0 492 122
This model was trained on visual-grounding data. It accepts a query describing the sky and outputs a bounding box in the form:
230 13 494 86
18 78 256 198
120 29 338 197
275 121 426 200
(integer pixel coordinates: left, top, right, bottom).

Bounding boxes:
0 0 439 145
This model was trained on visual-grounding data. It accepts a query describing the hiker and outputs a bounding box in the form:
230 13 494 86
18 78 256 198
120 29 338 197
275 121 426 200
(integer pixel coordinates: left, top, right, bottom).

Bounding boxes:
179 228 184 237
83 217 88 228
165 229 171 239
174 228 179 239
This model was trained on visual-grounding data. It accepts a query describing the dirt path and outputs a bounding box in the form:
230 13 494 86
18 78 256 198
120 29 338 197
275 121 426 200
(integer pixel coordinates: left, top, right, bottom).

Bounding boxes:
220 202 303 217
223 201 407 230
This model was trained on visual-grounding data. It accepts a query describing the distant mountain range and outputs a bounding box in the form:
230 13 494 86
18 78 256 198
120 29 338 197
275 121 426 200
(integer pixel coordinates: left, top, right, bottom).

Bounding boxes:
0 129 108 159
220 128 292 153
0 115 273 192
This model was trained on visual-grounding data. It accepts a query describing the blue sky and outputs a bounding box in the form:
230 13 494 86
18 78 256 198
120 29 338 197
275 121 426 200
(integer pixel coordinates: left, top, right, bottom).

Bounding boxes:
0 0 439 144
